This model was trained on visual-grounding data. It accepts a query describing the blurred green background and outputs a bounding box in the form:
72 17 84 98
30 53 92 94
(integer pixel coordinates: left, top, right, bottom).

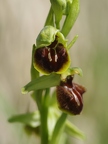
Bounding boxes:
0 0 108 144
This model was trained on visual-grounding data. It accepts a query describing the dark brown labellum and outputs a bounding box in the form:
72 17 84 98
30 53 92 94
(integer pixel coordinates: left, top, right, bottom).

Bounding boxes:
34 39 70 74
56 75 86 115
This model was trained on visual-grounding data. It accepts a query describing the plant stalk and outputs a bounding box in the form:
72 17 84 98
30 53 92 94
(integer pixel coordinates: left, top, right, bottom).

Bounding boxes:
40 89 50 144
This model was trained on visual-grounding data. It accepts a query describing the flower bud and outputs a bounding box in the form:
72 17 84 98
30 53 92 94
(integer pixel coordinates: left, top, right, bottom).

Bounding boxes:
34 26 70 75
50 0 66 28
56 75 86 115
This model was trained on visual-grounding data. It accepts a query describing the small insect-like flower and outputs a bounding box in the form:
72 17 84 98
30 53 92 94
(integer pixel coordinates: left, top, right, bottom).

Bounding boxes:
56 75 86 115
33 26 70 75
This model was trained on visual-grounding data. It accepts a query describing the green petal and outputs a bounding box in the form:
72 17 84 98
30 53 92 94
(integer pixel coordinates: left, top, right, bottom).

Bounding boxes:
69 67 83 76
61 67 83 79
67 35 78 50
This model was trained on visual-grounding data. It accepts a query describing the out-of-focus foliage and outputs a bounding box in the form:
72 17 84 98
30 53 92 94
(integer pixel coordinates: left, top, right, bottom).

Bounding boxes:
0 0 108 144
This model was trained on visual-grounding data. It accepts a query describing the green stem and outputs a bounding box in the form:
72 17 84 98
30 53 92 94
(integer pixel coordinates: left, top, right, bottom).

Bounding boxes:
31 90 42 111
40 107 49 144
44 6 54 27
40 89 50 144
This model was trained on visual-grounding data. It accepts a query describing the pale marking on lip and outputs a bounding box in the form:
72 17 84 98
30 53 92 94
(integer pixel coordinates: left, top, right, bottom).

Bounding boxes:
71 89 80 106
48 48 52 62
64 86 80 106
55 54 58 62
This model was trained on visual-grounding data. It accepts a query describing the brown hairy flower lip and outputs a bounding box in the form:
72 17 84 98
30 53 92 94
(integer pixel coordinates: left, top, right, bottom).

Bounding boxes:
56 75 86 115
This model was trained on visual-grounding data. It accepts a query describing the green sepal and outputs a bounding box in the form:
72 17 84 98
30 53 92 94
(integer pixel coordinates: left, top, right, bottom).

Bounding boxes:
49 113 67 144
21 73 61 94
36 26 67 48
53 110 85 140
31 44 39 80
65 120 85 139
8 111 40 128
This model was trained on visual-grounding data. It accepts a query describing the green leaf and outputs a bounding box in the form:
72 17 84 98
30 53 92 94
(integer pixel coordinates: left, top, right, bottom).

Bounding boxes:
8 111 40 127
49 113 67 144
21 73 61 94
65 120 85 139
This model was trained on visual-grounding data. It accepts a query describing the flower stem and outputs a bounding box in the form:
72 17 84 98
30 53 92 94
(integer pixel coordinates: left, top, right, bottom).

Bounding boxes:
40 107 49 144
44 6 54 27
40 89 50 144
